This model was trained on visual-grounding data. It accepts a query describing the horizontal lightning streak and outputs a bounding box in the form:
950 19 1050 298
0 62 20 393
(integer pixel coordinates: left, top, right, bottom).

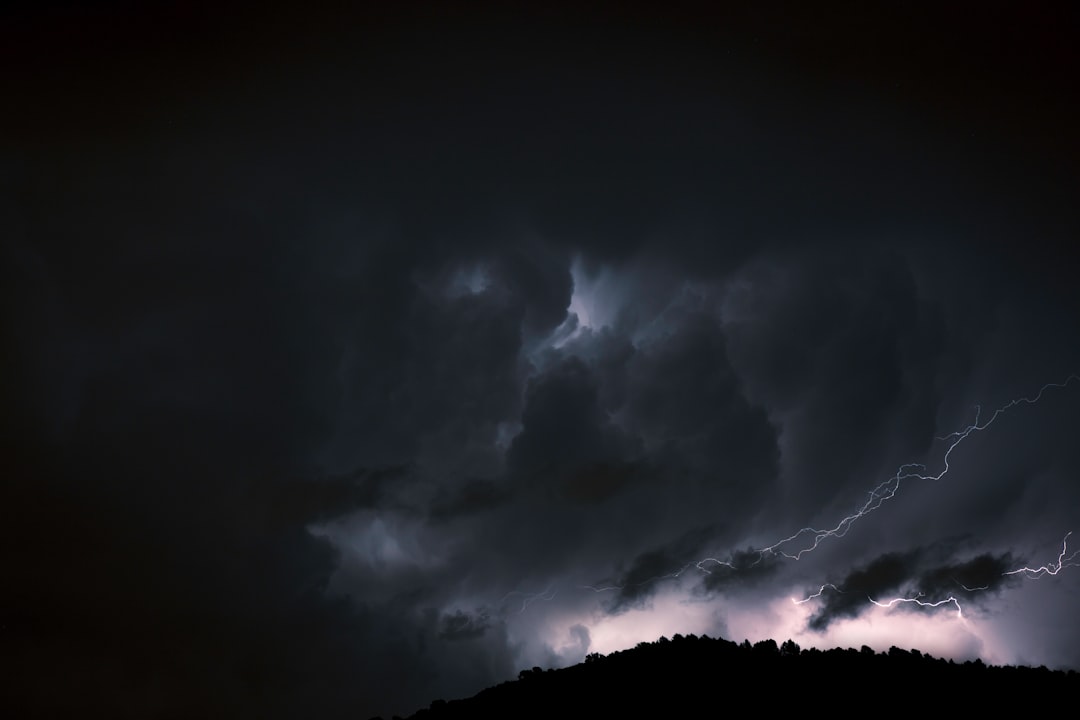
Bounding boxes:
580 561 700 593
794 528 1080 621
1004 532 1080 579
869 593 964 618
958 582 990 592
580 558 739 595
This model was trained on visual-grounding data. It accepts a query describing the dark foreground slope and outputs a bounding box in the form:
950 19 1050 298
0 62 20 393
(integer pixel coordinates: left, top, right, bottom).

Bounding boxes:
393 635 1078 719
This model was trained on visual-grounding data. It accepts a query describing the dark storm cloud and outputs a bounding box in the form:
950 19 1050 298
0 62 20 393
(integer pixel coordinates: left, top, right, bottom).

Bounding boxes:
808 550 924 631
621 303 778 507
699 549 783 594
6 2 1080 718
438 609 492 641
508 356 642 503
602 526 717 613
268 465 413 527
429 478 511 523
452 280 784 609
808 548 1024 632
322 253 538 474
915 553 1019 598
722 250 947 525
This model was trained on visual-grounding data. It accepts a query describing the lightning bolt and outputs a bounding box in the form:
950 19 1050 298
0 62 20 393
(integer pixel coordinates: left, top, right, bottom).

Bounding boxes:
501 587 558 613
695 558 736 574
869 593 964 619
793 580 967 619
506 375 1079 613
958 582 989 592
1004 532 1080 579
792 583 844 605
580 559 709 593
759 375 1079 561
791 534 1080 622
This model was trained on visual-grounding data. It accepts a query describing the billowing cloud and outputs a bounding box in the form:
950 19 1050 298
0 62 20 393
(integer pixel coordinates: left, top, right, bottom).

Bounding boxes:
6 4 1080 719
808 550 924 631
808 548 1024 632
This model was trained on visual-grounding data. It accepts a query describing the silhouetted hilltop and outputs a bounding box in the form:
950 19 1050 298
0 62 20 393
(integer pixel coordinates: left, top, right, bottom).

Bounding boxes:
387 634 1078 719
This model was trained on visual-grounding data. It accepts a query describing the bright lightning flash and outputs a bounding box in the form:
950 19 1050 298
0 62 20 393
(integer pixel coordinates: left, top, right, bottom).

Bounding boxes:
1004 532 1080 579
504 376 1079 621
792 583 844 605
869 593 965 619
762 376 1079 561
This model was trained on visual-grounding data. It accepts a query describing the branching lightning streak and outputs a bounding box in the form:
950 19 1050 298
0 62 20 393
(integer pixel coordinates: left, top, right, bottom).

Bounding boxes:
792 532 1080 620
762 462 926 562
502 587 558 613
792 583 843 605
1004 532 1080 579
695 558 735 574
505 376 1078 615
869 593 964 619
760 375 1079 561
579 569 684 593
793 582 966 620
580 560 703 593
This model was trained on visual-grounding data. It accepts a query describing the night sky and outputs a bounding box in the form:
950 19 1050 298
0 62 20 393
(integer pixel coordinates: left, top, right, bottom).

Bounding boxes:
5 2 1080 717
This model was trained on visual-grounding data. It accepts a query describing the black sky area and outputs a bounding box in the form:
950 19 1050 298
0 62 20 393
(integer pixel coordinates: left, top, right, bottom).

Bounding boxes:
4 2 1080 718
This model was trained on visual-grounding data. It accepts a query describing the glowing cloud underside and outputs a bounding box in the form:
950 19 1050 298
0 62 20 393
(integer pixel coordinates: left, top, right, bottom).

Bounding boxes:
507 374 1079 658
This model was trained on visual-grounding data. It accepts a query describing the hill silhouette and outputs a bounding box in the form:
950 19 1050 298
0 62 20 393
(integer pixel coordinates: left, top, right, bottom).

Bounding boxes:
383 634 1078 718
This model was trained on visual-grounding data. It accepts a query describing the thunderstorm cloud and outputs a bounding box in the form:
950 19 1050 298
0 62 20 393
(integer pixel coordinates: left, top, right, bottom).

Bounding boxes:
5 4 1080 718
